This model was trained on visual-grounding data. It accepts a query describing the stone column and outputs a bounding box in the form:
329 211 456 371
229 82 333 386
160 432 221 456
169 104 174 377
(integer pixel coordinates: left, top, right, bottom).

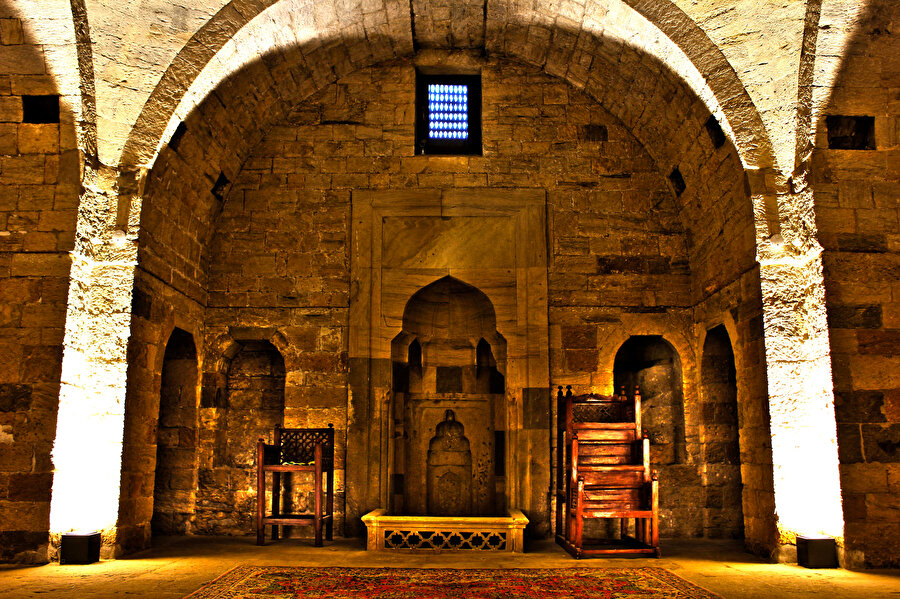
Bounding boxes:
48 165 141 556
755 179 844 560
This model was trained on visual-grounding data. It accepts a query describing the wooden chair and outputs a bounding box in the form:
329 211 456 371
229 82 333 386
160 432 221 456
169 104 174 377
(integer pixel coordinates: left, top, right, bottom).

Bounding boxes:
256 424 334 546
555 385 659 558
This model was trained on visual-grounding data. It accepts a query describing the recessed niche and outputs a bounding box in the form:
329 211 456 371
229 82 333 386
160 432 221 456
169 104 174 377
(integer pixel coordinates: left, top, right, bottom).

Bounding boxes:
669 166 686 197
168 122 187 151
826 115 875 150
700 325 744 539
390 276 508 516
22 95 60 124
704 115 726 148
152 328 198 536
196 340 285 534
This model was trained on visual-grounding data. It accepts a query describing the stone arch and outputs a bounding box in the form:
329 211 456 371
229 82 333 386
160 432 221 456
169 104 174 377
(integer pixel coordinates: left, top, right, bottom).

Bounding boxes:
597 323 695 394
123 1 776 244
119 0 414 168
142 48 752 324
122 1 772 264
402 276 498 342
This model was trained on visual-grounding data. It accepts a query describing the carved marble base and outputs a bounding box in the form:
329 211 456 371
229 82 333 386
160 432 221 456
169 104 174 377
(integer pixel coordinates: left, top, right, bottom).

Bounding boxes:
362 509 528 553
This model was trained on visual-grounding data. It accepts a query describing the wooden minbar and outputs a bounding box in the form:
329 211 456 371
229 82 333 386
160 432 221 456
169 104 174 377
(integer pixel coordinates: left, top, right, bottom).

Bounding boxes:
555 385 659 558
256 424 334 546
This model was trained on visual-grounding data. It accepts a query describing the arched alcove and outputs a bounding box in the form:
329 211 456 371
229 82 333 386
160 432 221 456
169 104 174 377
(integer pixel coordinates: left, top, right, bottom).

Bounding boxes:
152 328 199 536
613 336 692 535
476 338 505 394
700 325 743 539
390 276 507 516
613 336 686 464
195 340 285 535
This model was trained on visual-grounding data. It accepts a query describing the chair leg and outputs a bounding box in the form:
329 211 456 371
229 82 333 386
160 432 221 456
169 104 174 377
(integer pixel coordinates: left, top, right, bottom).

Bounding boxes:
256 440 265 546
272 472 281 541
574 478 584 552
326 469 334 541
314 444 323 547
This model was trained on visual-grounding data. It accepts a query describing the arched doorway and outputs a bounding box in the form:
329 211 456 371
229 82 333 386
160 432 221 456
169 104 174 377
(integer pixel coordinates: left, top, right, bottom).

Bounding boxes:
152 328 199 535
699 325 743 539
613 336 690 534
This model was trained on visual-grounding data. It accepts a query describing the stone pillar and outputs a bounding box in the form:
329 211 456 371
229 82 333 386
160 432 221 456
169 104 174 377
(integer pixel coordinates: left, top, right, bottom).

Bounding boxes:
755 181 844 559
48 165 140 556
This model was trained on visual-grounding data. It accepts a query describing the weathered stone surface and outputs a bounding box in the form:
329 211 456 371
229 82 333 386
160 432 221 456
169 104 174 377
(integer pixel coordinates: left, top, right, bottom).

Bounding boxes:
0 384 31 412
861 424 900 463
827 305 883 329
835 390 887 424
857 331 900 356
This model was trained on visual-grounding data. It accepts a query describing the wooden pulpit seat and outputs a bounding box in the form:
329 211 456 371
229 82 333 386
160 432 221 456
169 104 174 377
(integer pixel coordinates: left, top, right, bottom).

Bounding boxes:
555 385 659 558
256 424 334 546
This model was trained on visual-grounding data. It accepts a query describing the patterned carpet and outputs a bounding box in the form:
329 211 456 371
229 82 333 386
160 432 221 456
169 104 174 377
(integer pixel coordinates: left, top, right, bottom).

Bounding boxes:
185 566 722 598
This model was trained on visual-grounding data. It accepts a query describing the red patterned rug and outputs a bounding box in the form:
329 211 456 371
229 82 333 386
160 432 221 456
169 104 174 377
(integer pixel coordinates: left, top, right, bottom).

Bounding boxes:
185 566 721 598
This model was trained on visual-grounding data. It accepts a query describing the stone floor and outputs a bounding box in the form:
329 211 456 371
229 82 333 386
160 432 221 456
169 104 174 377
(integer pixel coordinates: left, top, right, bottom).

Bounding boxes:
0 537 898 599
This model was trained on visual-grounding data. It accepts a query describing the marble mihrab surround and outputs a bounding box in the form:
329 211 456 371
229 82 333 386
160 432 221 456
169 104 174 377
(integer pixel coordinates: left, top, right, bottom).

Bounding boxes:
348 189 550 535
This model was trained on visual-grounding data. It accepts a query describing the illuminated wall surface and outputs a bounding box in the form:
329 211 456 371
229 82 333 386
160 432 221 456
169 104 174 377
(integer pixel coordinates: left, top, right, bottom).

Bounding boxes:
3 0 898 569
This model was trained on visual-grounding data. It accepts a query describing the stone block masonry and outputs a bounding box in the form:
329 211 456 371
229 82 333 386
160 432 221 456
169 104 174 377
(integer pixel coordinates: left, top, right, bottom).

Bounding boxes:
0 14 78 563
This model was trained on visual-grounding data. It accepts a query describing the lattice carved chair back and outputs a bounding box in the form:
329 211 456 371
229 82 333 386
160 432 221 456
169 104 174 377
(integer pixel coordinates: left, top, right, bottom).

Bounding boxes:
273 425 335 467
560 385 642 437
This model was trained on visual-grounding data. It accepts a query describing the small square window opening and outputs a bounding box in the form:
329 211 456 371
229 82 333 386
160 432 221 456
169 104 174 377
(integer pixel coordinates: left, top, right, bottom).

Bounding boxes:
22 95 60 124
825 115 876 150
416 73 481 155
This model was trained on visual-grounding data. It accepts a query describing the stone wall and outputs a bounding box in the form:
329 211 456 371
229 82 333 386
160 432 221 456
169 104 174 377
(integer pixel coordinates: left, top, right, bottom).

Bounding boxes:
813 0 900 568
0 11 78 563
177 56 761 543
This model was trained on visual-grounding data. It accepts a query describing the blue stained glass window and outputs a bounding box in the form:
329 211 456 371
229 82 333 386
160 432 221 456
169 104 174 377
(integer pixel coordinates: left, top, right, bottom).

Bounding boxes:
427 84 468 140
416 72 481 155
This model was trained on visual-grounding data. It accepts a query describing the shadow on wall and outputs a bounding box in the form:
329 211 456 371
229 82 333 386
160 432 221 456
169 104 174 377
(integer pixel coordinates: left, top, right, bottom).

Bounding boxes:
0 0 80 564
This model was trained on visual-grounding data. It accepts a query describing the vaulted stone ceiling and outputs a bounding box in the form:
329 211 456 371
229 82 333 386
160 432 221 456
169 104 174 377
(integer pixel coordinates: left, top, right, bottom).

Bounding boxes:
127 0 762 306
